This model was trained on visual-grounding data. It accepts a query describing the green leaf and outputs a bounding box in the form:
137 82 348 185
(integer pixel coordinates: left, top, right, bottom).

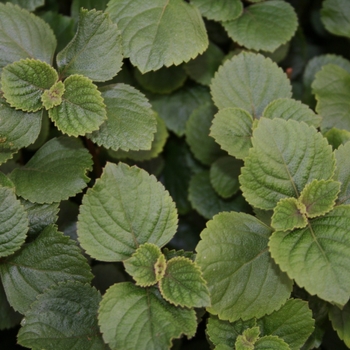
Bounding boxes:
196 212 292 322
57 8 123 82
0 3 56 71
271 197 307 232
98 282 197 350
41 81 65 109
123 243 165 287
253 335 290 350
77 162 178 261
321 0 350 38
88 83 157 151
0 172 14 188
0 225 92 314
210 108 253 159
0 0 44 11
71 0 109 18
222 1 298 52
235 326 260 350
0 279 22 330
1 58 58 112
324 128 350 150
329 302 350 348
312 64 350 132
159 256 210 308
107 0 208 73
10 136 92 203
211 52 292 118
18 282 106 350
191 0 242 21
49 75 106 137
0 150 15 166
0 186 28 258
334 141 350 205
240 118 335 210
269 205 350 306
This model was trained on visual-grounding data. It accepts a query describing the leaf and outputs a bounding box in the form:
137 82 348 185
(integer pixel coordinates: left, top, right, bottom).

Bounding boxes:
240 118 335 210
0 279 22 330
10 136 92 203
17 282 106 350
1 58 58 112
0 0 44 11
0 225 92 314
191 0 242 21
57 8 123 82
98 282 197 350
77 162 178 261
312 64 350 132
0 172 14 188
0 150 15 166
329 302 350 348
196 212 293 322
210 108 253 159
159 256 210 308
334 142 350 205
222 1 298 52
123 243 165 287
41 81 65 109
106 0 208 73
253 335 290 350
269 205 350 306
88 83 157 151
49 75 106 137
321 0 350 38
235 326 260 349
0 3 56 71
0 187 28 258
324 128 350 149
211 52 292 118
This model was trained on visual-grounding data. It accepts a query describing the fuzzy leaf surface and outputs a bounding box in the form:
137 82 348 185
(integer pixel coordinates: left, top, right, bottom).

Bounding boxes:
235 326 260 349
191 0 242 21
0 0 44 11
334 142 350 205
321 0 350 38
41 81 65 109
329 302 350 348
253 335 290 350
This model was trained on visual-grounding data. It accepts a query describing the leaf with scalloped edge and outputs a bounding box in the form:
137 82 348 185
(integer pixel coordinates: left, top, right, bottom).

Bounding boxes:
191 0 242 21
107 0 208 73
41 81 65 109
57 8 122 82
334 142 350 205
329 302 350 348
98 282 197 350
235 326 260 349
321 0 350 38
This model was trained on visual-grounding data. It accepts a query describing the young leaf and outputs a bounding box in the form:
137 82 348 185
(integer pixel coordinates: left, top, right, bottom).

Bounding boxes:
49 74 106 137
98 282 197 350
0 280 22 330
222 1 298 52
17 282 106 350
240 118 335 210
10 136 92 203
321 0 350 38
196 212 292 322
324 128 350 149
235 326 260 349
329 302 350 348
253 335 290 350
334 142 350 205
106 0 208 73
1 58 58 112
41 81 65 109
159 256 210 308
269 205 350 306
0 225 93 314
57 8 123 82
77 162 178 261
211 52 292 118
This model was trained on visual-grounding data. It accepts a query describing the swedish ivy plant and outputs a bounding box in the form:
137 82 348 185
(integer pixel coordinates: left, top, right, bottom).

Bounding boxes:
1 0 350 349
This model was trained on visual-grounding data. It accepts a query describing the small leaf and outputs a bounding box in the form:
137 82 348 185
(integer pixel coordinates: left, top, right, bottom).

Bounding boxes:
324 128 350 149
1 58 58 112
235 326 260 349
98 282 197 350
0 172 14 188
329 302 350 348
191 0 242 21
154 254 167 281
57 8 123 81
334 142 350 205
41 81 65 109
49 74 106 137
321 0 350 38
254 335 290 350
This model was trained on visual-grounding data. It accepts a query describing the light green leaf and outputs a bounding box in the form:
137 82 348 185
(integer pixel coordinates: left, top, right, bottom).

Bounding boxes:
0 0 44 11
240 118 335 210
10 136 92 203
0 279 22 330
0 186 28 258
235 326 260 350
321 0 350 38
196 212 292 322
191 0 242 21
312 64 350 132
98 282 197 350
0 225 92 314
334 142 350 205
17 282 106 350
1 58 58 112
77 162 178 261
107 0 208 73
0 172 14 188
124 243 165 287
324 128 350 149
49 75 106 137
0 3 56 71
41 81 65 109
57 8 123 82
222 1 298 52
269 205 350 306
211 52 292 118
271 197 307 232
88 83 156 151
71 0 109 18
254 335 290 350
210 108 253 159
329 302 350 348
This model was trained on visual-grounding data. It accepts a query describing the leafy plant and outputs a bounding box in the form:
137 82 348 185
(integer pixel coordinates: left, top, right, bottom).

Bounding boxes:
1 0 350 349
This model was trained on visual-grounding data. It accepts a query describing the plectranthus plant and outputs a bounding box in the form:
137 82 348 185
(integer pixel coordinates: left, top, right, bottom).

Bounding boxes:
0 0 350 349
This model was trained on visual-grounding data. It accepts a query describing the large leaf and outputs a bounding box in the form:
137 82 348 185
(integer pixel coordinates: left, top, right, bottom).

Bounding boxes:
0 280 22 330
0 225 92 314
77 162 178 261
191 0 242 21
196 212 292 322
329 302 350 348
107 0 208 73
10 136 92 203
321 0 350 38
57 8 122 82
98 282 197 350
334 141 350 205
0 0 44 11
240 118 335 210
